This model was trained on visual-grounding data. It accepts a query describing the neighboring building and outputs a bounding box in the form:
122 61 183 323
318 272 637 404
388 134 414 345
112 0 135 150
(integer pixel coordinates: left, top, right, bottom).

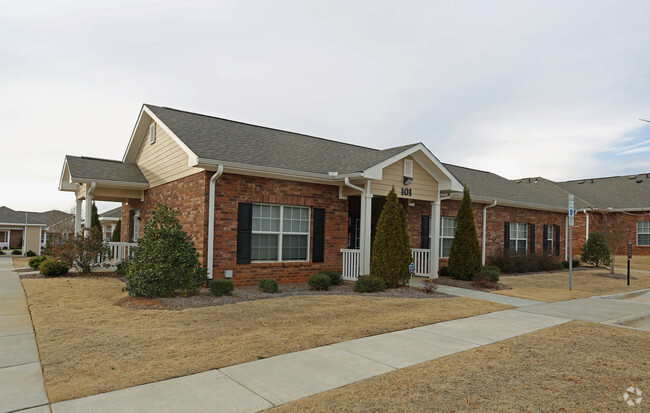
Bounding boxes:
57 104 650 283
0 206 47 254
99 207 121 241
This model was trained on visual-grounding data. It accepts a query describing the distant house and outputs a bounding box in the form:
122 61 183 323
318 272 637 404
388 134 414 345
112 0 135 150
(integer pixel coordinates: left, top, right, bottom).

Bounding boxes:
99 207 121 241
57 104 650 284
0 206 47 254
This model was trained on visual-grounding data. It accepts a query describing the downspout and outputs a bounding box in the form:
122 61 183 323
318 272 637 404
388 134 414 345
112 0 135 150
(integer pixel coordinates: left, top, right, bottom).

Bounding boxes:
582 209 590 241
344 178 366 275
482 200 498 265
565 215 568 261
207 165 224 279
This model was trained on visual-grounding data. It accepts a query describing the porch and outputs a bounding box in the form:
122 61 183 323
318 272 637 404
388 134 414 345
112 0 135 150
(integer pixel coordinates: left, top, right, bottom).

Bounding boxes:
340 248 431 281
95 242 138 267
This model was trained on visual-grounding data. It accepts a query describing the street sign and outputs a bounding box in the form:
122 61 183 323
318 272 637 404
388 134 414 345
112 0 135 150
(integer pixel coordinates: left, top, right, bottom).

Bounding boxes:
568 194 575 227
409 262 415 276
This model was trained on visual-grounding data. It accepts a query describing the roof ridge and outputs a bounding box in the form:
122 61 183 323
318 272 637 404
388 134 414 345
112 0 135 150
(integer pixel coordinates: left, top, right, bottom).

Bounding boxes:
149 104 389 152
561 172 650 183
79 156 124 164
443 163 497 175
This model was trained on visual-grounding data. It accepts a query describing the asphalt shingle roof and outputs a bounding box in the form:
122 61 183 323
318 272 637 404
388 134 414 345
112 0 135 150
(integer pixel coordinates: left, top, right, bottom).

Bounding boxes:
554 174 650 209
100 207 122 219
146 105 418 174
66 156 148 184
0 206 47 225
443 164 567 209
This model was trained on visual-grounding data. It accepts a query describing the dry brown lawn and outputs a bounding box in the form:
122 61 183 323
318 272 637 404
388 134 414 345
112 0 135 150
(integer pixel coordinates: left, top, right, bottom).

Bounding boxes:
273 321 649 412
614 254 650 272
22 277 510 403
493 268 650 302
12 256 29 268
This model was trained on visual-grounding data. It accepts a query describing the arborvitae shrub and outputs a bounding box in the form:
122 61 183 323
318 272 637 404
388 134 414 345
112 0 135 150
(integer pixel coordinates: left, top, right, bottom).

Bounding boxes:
308 273 331 290
258 278 279 293
354 276 386 293
447 187 481 281
123 203 206 297
580 231 610 267
370 187 412 288
209 279 235 297
111 220 121 242
39 259 69 277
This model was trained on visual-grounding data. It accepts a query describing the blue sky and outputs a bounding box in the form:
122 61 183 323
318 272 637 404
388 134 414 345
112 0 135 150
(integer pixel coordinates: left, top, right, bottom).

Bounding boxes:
1 0 649 213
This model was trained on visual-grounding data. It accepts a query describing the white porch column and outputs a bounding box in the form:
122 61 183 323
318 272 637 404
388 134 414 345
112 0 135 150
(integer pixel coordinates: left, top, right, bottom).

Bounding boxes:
84 182 96 236
37 227 42 256
75 199 82 235
430 200 441 278
358 190 367 276
362 181 373 275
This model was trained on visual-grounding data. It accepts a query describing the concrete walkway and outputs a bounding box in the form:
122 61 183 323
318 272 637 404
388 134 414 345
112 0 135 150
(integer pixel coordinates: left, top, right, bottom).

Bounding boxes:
0 256 49 413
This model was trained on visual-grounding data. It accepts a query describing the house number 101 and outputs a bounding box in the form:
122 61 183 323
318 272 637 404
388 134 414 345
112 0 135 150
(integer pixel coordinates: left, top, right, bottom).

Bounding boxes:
401 188 412 196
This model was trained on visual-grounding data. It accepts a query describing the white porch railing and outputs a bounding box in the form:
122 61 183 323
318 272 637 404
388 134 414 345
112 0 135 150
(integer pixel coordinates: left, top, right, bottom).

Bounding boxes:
0 242 8 250
96 242 138 267
340 248 431 281
411 248 430 276
341 249 361 280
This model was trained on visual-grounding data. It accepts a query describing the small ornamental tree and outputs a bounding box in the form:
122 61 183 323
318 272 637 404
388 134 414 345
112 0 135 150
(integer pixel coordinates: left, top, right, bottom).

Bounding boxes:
91 202 102 234
124 203 207 297
580 231 610 267
447 186 481 280
370 187 412 288
50 226 108 273
111 219 121 242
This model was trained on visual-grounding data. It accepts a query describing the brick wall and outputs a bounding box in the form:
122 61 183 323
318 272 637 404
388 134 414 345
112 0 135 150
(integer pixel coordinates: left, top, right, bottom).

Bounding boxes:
582 211 650 256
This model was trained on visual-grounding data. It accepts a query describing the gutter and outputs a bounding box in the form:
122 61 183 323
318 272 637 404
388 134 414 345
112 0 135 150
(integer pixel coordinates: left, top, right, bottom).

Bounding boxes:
207 165 224 279
482 200 498 265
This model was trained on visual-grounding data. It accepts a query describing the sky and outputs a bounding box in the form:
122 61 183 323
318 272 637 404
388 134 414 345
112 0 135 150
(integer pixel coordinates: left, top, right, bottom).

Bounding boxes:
2 0 650 214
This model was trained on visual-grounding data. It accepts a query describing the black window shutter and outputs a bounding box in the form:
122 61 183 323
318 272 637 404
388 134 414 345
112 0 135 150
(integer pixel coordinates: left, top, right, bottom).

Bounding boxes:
421 215 431 249
236 202 253 264
543 225 549 255
555 224 561 256
312 208 326 263
529 224 535 254
504 222 510 253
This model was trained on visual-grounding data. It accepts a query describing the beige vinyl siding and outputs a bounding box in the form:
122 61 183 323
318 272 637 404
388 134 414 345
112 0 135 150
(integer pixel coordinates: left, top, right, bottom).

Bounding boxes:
135 122 202 188
75 183 87 200
25 226 41 254
371 157 438 201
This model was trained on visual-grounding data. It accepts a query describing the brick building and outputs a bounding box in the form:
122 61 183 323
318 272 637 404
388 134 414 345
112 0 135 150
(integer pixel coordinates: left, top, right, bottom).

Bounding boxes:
58 105 650 284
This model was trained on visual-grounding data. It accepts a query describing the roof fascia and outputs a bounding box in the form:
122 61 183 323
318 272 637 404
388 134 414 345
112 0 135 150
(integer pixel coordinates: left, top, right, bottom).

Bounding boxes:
363 144 464 192
446 193 568 213
122 105 199 165
194 158 363 184
68 178 149 190
0 222 47 227
58 158 76 191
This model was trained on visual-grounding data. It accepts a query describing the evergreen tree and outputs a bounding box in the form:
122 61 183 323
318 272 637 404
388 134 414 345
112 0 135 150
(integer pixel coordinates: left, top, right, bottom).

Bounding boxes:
111 219 121 242
124 203 206 297
580 231 610 267
370 187 412 288
447 186 481 280
91 202 102 234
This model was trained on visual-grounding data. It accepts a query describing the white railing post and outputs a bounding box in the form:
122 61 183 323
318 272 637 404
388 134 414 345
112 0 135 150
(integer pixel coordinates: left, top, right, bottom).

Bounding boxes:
340 249 361 281
411 248 431 276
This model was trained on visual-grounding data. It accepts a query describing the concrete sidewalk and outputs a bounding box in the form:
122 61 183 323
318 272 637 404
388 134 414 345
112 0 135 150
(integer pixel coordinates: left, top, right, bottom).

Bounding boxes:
0 256 49 413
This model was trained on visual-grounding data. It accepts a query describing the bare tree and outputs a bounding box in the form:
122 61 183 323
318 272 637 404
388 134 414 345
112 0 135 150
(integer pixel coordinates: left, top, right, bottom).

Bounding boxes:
598 211 629 274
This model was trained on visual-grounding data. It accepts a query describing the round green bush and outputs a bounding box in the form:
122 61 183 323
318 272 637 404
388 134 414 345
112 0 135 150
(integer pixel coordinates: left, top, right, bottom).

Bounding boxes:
308 273 331 290
439 266 449 277
26 250 36 257
258 278 279 293
0 250 4 255
482 265 501 282
354 276 386 293
28 256 48 270
210 279 235 296
11 249 21 255
39 259 68 277
319 270 342 286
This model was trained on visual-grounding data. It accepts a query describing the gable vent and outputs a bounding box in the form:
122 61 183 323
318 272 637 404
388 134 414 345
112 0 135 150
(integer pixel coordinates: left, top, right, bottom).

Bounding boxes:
149 123 156 144
403 159 414 178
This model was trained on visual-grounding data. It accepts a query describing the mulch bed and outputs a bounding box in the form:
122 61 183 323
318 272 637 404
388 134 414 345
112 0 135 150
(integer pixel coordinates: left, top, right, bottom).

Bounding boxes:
433 276 510 291
18 271 121 280
118 282 452 310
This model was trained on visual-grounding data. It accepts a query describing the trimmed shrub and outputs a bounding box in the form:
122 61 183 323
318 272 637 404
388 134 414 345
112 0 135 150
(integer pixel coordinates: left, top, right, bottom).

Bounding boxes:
354 276 386 293
308 273 331 290
0 250 4 255
482 265 501 282
116 261 128 277
370 187 412 288
320 270 342 286
553 261 564 270
490 254 561 274
39 259 68 277
49 227 108 273
210 279 235 296
420 278 438 294
472 273 499 289
580 231 610 267
439 266 449 277
26 250 36 257
258 278 279 293
123 203 206 298
448 187 481 281
572 259 580 268
11 249 21 255
28 256 48 270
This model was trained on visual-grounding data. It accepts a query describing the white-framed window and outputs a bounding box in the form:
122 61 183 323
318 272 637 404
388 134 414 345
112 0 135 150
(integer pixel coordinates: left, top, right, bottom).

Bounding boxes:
509 222 528 253
440 217 456 258
252 204 310 262
638 222 650 246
